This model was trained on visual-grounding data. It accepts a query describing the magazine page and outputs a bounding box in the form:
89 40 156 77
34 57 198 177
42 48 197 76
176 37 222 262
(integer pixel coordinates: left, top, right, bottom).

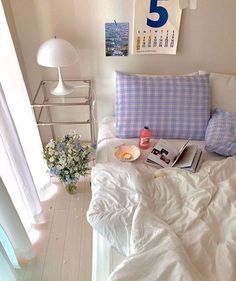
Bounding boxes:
173 144 198 168
147 139 179 168
144 158 162 169
184 148 203 172
172 139 190 166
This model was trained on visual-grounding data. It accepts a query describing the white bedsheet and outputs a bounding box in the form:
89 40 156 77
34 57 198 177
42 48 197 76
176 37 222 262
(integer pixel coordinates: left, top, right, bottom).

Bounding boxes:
87 117 235 281
95 117 224 165
88 157 236 281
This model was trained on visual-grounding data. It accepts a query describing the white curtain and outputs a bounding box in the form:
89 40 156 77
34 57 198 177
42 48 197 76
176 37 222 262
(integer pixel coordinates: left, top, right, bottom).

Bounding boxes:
0 177 35 261
0 244 17 281
0 177 35 281
0 84 45 224
0 0 50 199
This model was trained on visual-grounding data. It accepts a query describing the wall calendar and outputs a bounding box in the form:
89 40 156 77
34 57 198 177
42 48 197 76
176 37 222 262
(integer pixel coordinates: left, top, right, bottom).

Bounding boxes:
133 0 182 55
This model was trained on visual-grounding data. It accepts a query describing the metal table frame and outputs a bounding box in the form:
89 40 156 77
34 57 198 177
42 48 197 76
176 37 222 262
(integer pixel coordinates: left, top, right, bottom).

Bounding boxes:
31 79 96 144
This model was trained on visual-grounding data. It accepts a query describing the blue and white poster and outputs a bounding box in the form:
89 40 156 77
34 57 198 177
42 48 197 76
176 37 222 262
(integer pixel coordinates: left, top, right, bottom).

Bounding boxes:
133 0 182 55
105 22 129 56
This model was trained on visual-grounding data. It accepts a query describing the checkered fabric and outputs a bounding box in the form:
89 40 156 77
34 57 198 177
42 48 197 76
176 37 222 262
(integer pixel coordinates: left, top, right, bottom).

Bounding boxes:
205 108 236 156
116 72 210 140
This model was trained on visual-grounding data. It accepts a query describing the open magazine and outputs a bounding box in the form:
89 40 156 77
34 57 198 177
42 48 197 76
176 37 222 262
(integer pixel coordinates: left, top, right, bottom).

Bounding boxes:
145 139 203 172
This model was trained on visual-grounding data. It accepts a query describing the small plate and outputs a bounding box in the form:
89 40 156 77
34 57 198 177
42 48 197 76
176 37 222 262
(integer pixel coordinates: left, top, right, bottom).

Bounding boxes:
115 144 140 162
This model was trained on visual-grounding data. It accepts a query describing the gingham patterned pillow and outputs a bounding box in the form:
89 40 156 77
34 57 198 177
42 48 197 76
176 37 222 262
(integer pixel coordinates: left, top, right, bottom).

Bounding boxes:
116 72 210 140
205 109 236 156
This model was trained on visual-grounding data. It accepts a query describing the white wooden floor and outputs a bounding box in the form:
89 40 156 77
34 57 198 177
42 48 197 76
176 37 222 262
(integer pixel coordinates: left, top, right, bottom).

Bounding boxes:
17 176 93 281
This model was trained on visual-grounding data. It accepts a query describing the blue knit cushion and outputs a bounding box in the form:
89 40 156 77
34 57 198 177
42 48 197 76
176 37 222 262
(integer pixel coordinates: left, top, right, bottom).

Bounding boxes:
205 108 236 156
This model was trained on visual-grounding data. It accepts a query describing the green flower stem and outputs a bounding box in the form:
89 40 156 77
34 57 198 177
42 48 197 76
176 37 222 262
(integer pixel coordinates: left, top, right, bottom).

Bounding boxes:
65 183 77 194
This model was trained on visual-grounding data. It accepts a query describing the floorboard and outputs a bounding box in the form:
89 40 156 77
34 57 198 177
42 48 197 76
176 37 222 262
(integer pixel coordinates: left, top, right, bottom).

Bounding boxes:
18 178 92 281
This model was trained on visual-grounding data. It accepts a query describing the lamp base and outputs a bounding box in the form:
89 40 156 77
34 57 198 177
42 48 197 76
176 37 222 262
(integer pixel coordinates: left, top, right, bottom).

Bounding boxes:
50 83 74 96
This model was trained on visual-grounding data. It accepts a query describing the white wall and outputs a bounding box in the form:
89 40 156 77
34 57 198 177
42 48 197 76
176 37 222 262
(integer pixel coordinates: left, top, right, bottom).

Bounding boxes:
5 0 236 141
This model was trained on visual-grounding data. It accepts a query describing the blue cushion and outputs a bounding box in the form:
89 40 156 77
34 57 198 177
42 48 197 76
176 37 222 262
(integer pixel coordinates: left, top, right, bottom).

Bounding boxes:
116 72 210 140
205 108 236 156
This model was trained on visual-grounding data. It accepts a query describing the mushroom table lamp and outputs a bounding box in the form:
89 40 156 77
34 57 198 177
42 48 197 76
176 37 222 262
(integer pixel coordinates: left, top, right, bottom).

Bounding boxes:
37 37 78 96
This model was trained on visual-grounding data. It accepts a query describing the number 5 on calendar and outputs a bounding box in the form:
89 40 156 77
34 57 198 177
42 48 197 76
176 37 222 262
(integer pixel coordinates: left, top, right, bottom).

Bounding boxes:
147 0 168 28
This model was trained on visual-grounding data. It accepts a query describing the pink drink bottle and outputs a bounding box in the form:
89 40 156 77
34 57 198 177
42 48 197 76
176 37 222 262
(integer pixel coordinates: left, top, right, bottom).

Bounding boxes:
139 126 152 149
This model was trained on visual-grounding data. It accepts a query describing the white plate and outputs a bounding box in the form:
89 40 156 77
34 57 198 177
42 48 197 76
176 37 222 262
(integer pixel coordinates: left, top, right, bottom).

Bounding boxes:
115 144 140 162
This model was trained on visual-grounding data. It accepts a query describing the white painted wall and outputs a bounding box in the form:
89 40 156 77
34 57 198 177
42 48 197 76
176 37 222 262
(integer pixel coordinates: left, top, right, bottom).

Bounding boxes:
4 0 236 142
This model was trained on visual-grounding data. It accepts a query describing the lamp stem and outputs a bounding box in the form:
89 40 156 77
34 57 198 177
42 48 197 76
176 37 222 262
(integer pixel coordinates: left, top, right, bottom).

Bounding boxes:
50 67 73 96
57 66 64 88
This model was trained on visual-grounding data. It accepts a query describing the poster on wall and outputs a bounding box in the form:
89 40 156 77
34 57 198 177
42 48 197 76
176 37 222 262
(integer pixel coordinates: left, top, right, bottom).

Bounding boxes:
133 0 182 55
105 22 129 56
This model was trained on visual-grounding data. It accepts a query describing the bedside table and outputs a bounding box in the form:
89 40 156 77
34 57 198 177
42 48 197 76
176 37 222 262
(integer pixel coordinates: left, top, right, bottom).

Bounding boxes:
31 79 96 144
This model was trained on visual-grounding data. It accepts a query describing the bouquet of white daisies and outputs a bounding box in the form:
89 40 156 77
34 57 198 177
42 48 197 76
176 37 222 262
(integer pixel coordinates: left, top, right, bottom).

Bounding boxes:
43 131 91 189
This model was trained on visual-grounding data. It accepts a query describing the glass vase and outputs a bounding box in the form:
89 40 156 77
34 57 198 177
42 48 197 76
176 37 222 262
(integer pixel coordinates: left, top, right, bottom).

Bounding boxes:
64 182 77 195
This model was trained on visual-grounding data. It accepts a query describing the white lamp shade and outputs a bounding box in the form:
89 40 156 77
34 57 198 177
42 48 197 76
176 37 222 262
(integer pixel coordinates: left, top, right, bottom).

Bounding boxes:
37 37 78 67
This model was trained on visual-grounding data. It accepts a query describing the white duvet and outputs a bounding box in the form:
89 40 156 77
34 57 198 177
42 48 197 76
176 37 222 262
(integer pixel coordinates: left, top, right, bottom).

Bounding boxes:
87 157 236 281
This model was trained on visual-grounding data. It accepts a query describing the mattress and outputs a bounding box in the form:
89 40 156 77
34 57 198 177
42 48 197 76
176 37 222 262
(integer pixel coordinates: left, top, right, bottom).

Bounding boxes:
96 116 224 165
91 117 225 281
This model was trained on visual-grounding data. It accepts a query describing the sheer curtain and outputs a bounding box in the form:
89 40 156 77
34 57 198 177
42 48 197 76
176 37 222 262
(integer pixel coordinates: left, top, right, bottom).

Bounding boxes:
0 177 35 280
0 0 49 199
0 85 46 224
0 1 50 279
0 245 17 281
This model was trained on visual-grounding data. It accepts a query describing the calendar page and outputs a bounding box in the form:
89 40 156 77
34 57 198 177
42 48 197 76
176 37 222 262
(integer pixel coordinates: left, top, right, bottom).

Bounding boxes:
133 0 182 55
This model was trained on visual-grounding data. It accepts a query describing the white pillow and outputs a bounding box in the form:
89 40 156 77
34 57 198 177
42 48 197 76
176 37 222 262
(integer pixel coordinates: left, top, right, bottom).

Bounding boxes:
199 71 236 114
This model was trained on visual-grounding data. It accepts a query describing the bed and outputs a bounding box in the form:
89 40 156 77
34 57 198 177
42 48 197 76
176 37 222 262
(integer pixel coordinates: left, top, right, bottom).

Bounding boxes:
87 71 236 281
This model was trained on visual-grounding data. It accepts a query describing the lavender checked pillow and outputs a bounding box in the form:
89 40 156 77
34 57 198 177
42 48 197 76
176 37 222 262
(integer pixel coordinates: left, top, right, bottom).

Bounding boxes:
116 72 210 140
205 109 236 156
